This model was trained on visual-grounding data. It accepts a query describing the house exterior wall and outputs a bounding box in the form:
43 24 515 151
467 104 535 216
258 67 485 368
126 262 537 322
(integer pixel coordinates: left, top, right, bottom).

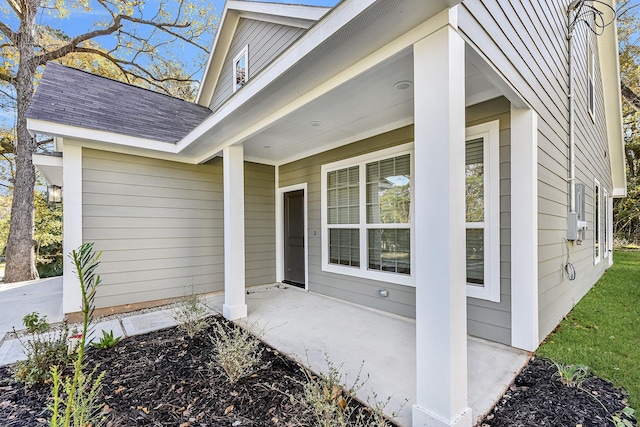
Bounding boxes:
458 0 613 341
209 18 305 111
82 148 275 309
279 100 513 344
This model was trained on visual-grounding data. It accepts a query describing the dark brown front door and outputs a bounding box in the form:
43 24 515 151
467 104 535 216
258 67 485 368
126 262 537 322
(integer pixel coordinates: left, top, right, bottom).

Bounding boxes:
283 190 305 287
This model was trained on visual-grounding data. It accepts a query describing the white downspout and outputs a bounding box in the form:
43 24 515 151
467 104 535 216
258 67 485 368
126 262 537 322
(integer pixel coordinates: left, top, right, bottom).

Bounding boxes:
568 0 580 215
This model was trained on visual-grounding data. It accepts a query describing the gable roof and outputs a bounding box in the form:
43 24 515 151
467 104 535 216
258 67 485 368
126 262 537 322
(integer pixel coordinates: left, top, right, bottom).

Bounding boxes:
196 0 330 107
27 62 212 144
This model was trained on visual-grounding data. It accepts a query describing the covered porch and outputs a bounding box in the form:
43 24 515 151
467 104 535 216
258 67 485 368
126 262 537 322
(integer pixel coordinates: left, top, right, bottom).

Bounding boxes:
236 285 530 427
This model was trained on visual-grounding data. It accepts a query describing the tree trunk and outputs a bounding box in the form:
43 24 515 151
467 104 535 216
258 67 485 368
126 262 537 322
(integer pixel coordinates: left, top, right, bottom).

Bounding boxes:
3 0 40 283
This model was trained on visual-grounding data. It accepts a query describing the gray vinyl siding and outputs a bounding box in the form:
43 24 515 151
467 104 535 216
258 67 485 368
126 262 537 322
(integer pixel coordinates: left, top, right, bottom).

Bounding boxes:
82 149 275 309
209 18 305 111
459 0 613 342
83 149 223 308
244 162 276 286
466 97 512 345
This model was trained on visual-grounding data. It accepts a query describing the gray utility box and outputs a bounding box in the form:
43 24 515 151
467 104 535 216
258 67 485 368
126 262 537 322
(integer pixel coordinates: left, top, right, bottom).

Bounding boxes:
567 183 588 241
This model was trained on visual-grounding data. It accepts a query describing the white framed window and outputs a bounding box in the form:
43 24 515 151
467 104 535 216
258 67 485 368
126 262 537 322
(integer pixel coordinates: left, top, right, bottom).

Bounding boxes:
588 46 595 120
232 45 249 93
321 143 414 286
465 121 500 302
594 178 601 264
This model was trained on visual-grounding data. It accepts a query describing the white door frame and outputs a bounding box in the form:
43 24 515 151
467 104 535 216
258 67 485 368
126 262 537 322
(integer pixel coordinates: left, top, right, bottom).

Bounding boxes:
276 183 309 290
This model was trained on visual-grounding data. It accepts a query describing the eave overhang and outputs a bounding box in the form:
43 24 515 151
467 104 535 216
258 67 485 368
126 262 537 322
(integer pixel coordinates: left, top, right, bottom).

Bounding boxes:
598 0 626 197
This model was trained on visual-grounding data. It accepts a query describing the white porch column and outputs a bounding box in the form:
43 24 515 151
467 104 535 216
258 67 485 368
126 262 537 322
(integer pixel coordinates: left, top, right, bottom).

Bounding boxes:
412 13 471 427
510 107 539 351
223 144 247 320
62 144 83 314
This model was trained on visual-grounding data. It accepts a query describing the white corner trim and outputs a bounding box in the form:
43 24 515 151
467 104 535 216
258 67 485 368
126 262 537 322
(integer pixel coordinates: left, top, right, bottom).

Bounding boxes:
275 183 309 290
510 107 539 351
62 144 83 315
603 188 609 259
594 178 602 265
465 120 500 303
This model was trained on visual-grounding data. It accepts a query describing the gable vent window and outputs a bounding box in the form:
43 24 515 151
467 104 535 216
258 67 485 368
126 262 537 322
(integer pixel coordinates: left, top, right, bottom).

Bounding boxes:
233 45 249 93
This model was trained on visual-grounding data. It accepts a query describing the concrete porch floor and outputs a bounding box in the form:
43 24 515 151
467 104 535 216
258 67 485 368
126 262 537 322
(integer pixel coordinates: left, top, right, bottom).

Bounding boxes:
238 285 531 427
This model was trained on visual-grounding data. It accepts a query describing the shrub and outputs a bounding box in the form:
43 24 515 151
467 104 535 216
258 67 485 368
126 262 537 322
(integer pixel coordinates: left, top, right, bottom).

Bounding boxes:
13 322 72 386
23 312 49 334
170 285 210 338
209 320 264 383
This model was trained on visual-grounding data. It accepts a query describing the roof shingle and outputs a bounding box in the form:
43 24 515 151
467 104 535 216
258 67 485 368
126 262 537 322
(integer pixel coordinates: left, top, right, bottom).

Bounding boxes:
27 63 212 144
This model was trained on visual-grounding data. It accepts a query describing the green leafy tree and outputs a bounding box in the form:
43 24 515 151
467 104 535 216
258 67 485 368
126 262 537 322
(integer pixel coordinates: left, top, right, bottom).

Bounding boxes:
0 0 215 282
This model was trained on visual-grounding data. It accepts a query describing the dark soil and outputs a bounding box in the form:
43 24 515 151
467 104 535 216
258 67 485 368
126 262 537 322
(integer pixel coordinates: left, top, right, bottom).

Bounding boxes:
480 357 637 427
0 316 386 426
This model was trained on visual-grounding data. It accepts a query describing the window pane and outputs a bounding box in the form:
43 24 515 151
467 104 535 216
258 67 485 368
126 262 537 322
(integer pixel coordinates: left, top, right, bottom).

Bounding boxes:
466 228 484 285
367 229 410 275
327 166 359 224
235 53 247 90
366 154 410 224
329 229 360 267
466 138 484 222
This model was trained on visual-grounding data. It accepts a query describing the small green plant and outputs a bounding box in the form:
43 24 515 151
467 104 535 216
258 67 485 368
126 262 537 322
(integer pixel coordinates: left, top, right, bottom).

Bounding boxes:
170 284 210 338
49 242 106 427
612 407 636 427
13 322 72 386
91 329 121 350
209 320 264 383
23 312 49 334
554 362 590 388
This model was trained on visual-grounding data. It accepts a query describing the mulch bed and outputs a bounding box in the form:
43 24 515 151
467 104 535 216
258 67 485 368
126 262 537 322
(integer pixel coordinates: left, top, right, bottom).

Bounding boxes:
0 317 636 427
480 357 637 426
0 315 387 426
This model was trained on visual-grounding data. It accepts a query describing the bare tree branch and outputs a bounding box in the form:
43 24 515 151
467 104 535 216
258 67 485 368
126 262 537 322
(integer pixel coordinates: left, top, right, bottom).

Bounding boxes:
0 22 17 42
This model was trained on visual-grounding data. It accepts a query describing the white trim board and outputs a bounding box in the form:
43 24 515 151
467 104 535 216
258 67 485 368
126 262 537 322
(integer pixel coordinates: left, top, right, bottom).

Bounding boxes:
275 183 309 290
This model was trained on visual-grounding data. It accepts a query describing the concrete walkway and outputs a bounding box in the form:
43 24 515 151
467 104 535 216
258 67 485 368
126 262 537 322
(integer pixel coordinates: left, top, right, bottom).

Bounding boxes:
0 280 529 427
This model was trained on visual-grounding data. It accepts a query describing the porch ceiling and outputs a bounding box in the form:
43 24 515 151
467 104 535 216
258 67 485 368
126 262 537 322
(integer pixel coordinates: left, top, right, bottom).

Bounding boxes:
236 45 501 165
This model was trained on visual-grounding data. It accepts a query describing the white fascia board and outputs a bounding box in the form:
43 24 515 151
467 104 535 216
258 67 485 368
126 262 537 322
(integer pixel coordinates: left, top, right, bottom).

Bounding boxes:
195 1 330 106
28 119 200 164
196 7 240 106
32 153 63 186
230 1 329 23
597 3 626 197
28 119 179 154
184 8 453 164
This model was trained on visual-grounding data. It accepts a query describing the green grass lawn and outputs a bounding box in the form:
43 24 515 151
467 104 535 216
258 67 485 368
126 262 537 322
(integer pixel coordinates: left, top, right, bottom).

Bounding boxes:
537 250 640 409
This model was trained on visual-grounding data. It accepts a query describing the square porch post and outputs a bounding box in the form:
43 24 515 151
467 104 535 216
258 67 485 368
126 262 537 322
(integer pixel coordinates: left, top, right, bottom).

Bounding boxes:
62 143 83 314
412 12 472 427
223 144 247 320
